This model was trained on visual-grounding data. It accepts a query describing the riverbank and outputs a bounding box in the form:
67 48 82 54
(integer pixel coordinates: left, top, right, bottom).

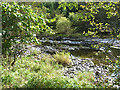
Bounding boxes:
1 36 120 89
1 48 100 88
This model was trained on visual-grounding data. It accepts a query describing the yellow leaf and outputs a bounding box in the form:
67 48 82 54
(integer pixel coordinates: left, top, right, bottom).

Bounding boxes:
41 25 44 28
5 40 7 42
21 31 24 34
96 24 98 26
83 31 85 34
81 5 85 8
116 60 119 64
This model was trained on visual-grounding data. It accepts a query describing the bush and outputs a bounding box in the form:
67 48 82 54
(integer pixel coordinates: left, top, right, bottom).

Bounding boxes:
56 17 72 34
2 2 51 61
54 51 72 66
69 12 90 33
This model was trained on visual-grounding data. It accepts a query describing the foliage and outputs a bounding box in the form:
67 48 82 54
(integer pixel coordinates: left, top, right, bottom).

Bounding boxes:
69 12 90 33
2 2 51 60
54 51 72 66
56 17 72 34
27 2 57 30
1 52 98 88
80 2 120 38
1 2 120 88
58 2 79 15
58 2 120 38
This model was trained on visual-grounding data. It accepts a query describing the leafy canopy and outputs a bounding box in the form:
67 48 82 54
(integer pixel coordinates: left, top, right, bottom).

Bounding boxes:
58 2 120 38
2 2 52 57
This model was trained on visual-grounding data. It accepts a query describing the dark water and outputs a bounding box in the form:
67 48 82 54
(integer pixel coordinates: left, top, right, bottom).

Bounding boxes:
70 48 120 65
70 49 97 58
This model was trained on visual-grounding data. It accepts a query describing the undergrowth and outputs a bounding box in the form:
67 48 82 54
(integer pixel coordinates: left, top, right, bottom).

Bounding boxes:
54 51 72 66
1 51 101 88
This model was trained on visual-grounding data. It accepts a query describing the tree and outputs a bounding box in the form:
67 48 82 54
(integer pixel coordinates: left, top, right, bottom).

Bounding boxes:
58 2 120 38
2 2 52 65
56 17 72 34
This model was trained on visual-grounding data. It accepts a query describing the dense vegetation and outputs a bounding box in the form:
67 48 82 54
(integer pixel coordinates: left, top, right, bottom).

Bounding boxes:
1 50 97 88
1 1 120 89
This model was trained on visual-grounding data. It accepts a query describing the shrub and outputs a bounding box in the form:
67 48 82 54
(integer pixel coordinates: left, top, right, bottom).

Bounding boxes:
2 2 51 63
53 51 72 66
69 12 89 33
56 17 72 34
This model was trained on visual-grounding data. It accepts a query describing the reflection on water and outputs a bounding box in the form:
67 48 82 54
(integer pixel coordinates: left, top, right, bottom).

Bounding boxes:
70 48 120 65
110 48 120 57
70 49 97 58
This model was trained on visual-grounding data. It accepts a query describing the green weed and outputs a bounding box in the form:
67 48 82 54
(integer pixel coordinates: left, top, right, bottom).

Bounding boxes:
1 52 100 88
54 51 72 66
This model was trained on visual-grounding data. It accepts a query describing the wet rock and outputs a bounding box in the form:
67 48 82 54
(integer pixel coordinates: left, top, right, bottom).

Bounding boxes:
56 36 62 41
68 68 75 71
69 74 75 78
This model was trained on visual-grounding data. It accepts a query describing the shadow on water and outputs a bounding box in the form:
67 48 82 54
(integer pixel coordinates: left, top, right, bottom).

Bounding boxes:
70 48 120 65
70 49 107 65
70 49 97 58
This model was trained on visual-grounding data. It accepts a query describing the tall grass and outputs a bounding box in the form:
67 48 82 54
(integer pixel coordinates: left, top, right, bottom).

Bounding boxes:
1 51 101 88
54 51 72 66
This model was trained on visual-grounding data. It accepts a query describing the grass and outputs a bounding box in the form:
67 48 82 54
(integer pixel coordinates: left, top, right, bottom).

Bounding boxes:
54 51 72 66
1 50 103 88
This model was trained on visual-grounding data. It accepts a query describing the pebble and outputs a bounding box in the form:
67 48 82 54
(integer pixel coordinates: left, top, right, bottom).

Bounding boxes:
24 44 117 87
63 57 110 82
